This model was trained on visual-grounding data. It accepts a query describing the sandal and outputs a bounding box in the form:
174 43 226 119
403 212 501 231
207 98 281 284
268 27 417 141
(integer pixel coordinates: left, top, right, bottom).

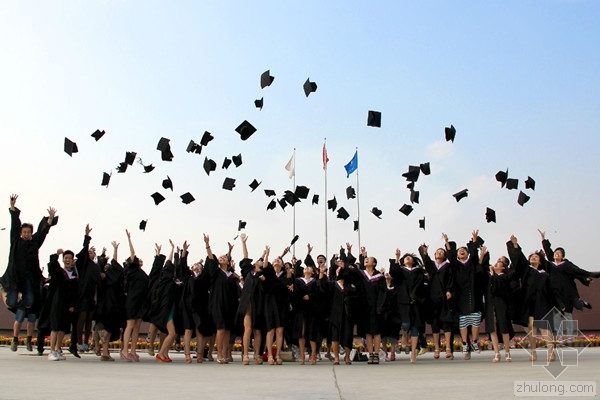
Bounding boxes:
492 353 500 363
299 354 305 365
410 354 416 364
345 358 352 365
254 355 263 365
548 350 556 362
130 353 140 362
185 355 192 363
242 354 250 365
434 349 440 359
156 354 172 363
445 348 454 360
529 351 537 362
268 356 275 365
196 352 203 363
333 360 340 365
309 355 317 365
216 358 227 364
120 352 132 362
505 352 511 362
276 356 283 365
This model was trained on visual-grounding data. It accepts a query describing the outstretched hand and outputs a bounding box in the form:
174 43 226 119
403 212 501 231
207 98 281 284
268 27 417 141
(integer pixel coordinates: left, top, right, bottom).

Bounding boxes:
537 229 546 240
9 194 17 210
47 207 57 218
85 224 92 236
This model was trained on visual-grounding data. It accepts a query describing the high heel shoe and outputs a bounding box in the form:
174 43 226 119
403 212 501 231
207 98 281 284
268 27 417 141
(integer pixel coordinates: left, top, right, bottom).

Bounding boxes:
268 355 275 365
445 348 454 360
410 354 416 364
196 352 203 363
276 356 283 365
130 353 140 362
309 355 317 365
492 353 500 363
505 352 511 362
434 349 440 359
120 352 132 362
299 354 305 365
529 351 537 362
185 355 192 363
242 354 250 365
254 355 263 365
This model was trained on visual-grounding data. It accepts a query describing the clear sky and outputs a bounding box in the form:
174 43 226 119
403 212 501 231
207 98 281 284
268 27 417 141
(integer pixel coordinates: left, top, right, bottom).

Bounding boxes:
1 1 599 272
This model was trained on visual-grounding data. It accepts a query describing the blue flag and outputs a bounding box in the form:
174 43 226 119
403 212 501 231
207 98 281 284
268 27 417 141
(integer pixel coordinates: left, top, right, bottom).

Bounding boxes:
344 151 358 178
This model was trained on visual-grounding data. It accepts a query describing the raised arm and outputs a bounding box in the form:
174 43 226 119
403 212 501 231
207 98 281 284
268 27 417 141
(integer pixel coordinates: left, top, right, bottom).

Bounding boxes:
240 233 249 259
76 224 92 270
125 229 135 262
204 234 214 260
111 241 119 263
168 239 175 263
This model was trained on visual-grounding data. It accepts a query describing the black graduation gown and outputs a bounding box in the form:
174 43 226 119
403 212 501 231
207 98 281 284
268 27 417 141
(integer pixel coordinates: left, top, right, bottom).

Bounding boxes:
449 241 486 316
235 258 265 329
179 261 198 332
147 261 178 334
381 284 401 339
420 248 455 327
123 257 149 320
74 235 100 313
318 276 356 349
96 259 126 341
47 254 78 332
205 257 239 331
290 276 320 341
262 264 291 331
484 271 515 337
389 262 427 333
345 266 386 336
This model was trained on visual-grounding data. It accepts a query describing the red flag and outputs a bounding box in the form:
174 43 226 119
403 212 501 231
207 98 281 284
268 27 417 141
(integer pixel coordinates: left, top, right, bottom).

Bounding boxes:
322 143 329 170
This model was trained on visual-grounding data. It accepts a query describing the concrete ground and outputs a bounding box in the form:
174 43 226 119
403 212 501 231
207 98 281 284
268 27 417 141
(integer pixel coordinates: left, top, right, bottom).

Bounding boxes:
0 345 598 400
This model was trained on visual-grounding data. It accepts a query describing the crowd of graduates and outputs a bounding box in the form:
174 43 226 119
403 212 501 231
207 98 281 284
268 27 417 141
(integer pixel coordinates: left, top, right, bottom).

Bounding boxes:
2 194 599 365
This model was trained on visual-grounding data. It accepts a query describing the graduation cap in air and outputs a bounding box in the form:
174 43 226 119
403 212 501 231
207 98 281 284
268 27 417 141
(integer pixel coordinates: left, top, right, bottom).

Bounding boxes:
346 186 356 199
264 189 276 197
101 172 111 187
235 120 257 141
91 129 105 141
371 207 382 219
232 154 243 167
284 190 300 206
254 97 263 110
156 137 174 161
419 217 425 230
151 192 165 205
312 194 319 205
222 157 232 169
223 177 236 191
186 140 201 154
267 199 277 210
203 157 217 175
353 220 359 231
249 179 261 192
327 197 337 211
402 165 421 182
143 164 155 173
64 137 78 156
238 220 246 231
260 70 275 88
295 185 310 199
420 162 431 175
180 192 195 204
200 131 214 147
367 110 381 128
139 220 147 231
485 207 496 223
506 178 519 190
337 207 350 220
407 182 415 190
303 78 317 97
495 169 508 187
278 198 287 210
290 235 299 246
525 176 536 190
116 162 128 173
399 204 414 216
445 125 456 142
517 191 530 206
453 189 468 202
410 190 420 204
162 176 173 191
125 151 137 165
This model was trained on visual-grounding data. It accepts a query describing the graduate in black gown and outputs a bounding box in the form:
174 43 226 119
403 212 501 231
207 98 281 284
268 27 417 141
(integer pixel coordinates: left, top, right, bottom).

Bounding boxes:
180 255 208 363
290 258 320 365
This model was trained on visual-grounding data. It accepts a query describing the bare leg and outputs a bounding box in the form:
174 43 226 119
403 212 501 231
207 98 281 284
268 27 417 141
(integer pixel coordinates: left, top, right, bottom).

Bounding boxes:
121 319 134 359
130 319 142 358
158 320 176 360
13 320 22 338
207 335 215 361
410 335 418 363
275 327 284 363
332 341 340 364
184 329 193 361
309 340 317 364
242 310 252 361
147 323 158 355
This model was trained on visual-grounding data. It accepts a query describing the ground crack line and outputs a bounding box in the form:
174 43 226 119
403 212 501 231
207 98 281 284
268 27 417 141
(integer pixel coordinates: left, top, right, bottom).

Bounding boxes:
332 365 344 400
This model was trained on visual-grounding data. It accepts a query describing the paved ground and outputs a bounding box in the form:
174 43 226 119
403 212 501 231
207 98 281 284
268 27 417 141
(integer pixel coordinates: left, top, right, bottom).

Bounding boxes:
0 345 598 399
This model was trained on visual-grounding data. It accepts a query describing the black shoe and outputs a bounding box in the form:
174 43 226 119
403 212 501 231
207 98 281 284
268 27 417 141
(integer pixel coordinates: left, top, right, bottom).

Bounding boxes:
68 346 81 358
26 338 33 352
582 300 592 310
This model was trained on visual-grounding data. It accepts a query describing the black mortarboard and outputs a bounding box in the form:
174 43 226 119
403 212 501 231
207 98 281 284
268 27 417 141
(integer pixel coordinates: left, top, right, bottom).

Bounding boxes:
278 198 287 210
101 172 111 187
312 194 319 205
139 220 147 231
399 204 414 216
238 220 246 231
125 151 137 166
200 131 214 147
290 235 299 245
186 140 201 154
116 162 128 173
284 190 300 206
64 137 78 156
260 70 275 89
420 162 431 175
254 97 263 110
157 137 174 162
337 207 350 220
232 154 243 167
180 192 195 204
222 157 232 169
303 78 317 97
402 165 421 182
203 157 217 175
485 207 496 223
445 125 456 142
264 189 276 197
495 169 508 187
295 185 310 199
419 217 425 230
517 191 530 206
223 177 236 191
453 189 468 202
506 178 518 190
267 199 277 210
162 176 173 191
249 179 261 192
410 190 420 204
327 197 337 211
371 207 382 219
143 164 155 173
525 176 536 190
367 110 381 128
235 120 257 141
346 186 356 199
353 220 359 231
407 182 415 190
91 129 105 141
151 192 165 205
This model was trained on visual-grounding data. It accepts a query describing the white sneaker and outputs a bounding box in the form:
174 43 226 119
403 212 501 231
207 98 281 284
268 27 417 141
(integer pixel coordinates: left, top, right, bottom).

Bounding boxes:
48 351 59 361
57 349 66 360
471 342 480 354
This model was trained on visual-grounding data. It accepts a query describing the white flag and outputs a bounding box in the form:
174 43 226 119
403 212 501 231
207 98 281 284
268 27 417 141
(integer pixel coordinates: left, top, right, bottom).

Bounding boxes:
285 153 295 179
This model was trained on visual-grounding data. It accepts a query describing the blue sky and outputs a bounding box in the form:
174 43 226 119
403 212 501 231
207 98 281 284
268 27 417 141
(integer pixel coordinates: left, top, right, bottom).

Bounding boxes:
1 1 599 271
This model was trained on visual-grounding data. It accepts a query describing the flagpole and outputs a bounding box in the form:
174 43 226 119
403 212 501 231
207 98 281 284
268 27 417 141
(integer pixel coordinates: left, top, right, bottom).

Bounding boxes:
292 148 296 257
355 147 361 250
324 139 328 259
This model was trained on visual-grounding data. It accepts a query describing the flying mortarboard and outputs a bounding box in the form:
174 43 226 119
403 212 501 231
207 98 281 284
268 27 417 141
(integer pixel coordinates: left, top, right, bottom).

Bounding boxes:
371 207 382 219
399 204 414 216
143 164 155 173
290 235 299 246
151 192 165 205
506 178 519 190
203 157 217 175
91 129 105 141
452 189 468 202
200 131 214 147
264 189 276 197
64 137 78 156
101 172 111 187
139 220 147 231
267 199 277 210
295 185 310 199
260 70 275 89
223 177 236 191
235 120 257 141
407 182 415 190
346 186 356 199
284 190 300 206
420 162 431 175
410 190 420 204
156 137 174 161
125 151 137 165
186 140 201 154
180 192 195 204
116 162 128 173
238 220 246 231
336 207 350 220
353 220 359 231
312 194 319 205
162 176 173 191
367 110 381 128
525 176 536 190
249 179 261 192
254 97 263 110
222 157 232 169
327 197 337 211
445 125 456 142
495 169 508 187
303 78 317 97
485 207 496 223
278 198 287 210
232 154 243 167
517 191 530 206
419 217 425 230
402 166 421 182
